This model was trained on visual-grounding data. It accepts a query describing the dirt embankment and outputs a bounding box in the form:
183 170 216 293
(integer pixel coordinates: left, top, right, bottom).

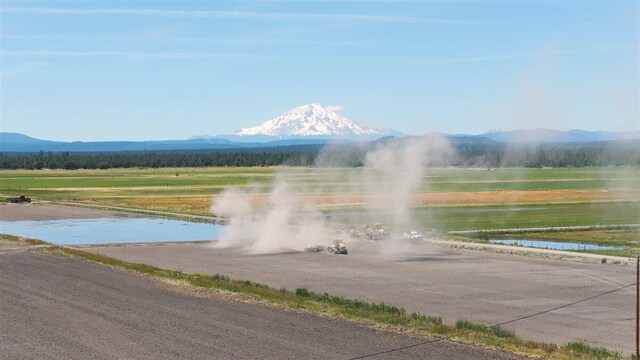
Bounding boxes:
0 204 130 221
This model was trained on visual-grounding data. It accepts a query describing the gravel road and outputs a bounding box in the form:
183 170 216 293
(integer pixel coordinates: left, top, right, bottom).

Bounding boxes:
87 241 635 354
0 243 526 360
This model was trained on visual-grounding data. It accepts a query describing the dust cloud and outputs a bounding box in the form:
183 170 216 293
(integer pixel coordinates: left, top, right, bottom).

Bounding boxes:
212 177 328 254
211 135 453 254
363 136 451 228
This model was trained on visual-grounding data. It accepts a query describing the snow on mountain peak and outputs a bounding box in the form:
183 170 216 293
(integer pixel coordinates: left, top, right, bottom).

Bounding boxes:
233 103 384 137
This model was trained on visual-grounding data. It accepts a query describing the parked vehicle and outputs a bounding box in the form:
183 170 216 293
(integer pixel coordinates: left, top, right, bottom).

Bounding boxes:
8 195 31 203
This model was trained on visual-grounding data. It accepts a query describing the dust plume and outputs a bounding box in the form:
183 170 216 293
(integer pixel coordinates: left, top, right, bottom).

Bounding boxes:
363 136 451 228
212 176 328 254
211 135 453 254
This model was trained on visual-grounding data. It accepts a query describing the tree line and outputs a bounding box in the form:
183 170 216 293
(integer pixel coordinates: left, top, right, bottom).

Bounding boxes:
1 141 638 170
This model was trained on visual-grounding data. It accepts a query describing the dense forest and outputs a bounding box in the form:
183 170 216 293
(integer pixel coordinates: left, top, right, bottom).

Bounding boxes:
1 140 639 170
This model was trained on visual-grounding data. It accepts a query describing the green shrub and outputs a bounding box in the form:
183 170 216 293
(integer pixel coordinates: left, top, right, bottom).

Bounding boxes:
562 341 621 359
455 320 516 339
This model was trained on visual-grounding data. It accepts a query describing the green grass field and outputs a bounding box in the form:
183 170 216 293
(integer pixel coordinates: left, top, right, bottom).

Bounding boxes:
2 167 639 247
332 202 640 230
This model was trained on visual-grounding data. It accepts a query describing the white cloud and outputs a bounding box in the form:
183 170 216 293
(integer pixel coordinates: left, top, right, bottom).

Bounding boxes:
0 7 475 24
326 105 346 111
1 34 364 46
0 50 276 60
439 44 637 64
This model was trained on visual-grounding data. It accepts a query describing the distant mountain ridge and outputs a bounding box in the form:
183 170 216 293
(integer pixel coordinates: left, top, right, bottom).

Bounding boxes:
2 128 639 153
0 132 55 144
0 133 342 152
479 129 640 143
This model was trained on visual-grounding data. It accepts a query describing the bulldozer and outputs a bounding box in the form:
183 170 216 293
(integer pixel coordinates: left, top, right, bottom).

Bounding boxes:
327 238 348 255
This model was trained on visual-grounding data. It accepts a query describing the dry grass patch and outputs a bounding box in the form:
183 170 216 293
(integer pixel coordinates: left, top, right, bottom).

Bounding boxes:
208 190 636 211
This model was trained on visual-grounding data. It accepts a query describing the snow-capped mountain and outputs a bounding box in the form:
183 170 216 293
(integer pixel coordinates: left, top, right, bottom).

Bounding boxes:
232 103 394 139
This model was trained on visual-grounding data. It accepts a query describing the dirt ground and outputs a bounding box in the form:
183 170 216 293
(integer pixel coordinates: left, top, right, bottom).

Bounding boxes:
0 203 133 221
3 204 635 355
85 241 635 355
1 242 526 360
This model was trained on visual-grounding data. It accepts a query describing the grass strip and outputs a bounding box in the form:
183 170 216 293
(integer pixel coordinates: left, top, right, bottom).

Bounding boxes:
37 243 627 360
1 233 50 246
460 227 640 258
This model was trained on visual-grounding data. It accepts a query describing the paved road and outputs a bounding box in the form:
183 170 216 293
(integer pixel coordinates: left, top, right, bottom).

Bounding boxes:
87 241 636 354
0 244 524 360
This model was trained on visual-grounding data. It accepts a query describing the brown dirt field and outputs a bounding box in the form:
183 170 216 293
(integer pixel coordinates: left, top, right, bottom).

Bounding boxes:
0 204 131 221
97 198 213 214
88 189 640 214
212 189 639 210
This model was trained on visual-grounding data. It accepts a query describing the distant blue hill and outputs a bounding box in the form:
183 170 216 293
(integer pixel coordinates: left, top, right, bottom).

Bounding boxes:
478 129 640 143
1 129 638 152
0 133 343 152
0 132 56 144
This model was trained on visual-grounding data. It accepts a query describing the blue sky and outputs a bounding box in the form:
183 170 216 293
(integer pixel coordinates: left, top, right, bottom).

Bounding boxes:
1 0 638 141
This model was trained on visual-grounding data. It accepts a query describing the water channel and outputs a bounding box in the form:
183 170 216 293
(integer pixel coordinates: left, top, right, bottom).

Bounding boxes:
488 239 622 251
0 217 222 245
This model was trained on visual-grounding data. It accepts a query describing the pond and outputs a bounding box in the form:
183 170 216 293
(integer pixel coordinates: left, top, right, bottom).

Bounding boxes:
0 217 222 245
488 239 622 251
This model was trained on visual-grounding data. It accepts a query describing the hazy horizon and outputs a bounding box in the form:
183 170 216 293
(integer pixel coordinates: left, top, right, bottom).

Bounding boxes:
4 126 640 144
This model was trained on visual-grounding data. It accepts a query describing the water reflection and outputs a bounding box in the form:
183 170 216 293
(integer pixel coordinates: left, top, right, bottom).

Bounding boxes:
489 239 621 251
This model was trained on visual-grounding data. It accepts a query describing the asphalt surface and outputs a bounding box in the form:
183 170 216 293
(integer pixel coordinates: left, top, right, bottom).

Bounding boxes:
0 243 525 360
87 241 636 354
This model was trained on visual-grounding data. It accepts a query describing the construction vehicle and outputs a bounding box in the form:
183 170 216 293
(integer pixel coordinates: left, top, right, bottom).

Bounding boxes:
365 223 388 240
8 195 31 203
304 245 325 253
327 238 348 255
403 231 424 241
